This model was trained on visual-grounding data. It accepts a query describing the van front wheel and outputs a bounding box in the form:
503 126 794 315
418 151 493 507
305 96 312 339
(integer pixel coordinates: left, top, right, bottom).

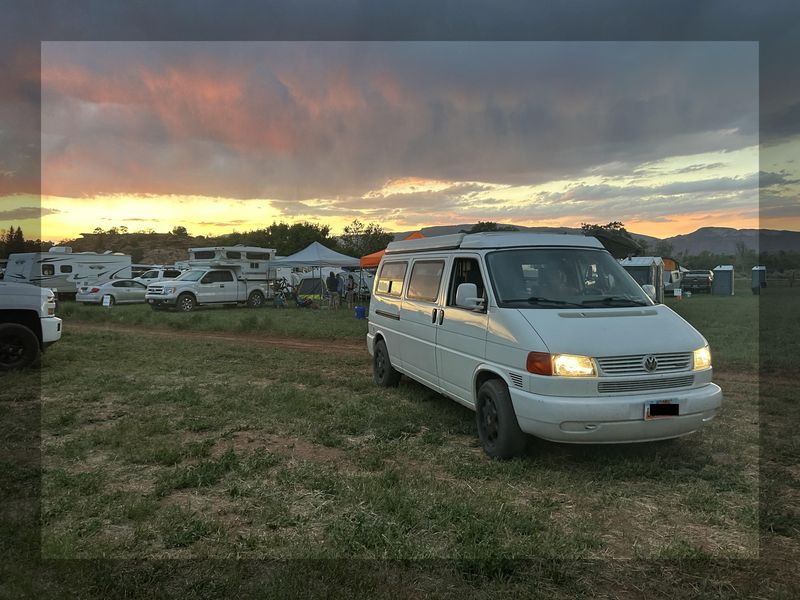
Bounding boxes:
476 380 527 459
373 339 401 387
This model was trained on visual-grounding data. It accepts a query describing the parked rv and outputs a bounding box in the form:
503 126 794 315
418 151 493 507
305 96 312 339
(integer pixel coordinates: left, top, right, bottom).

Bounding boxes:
76 279 149 305
4 247 132 298
367 232 722 459
0 281 62 370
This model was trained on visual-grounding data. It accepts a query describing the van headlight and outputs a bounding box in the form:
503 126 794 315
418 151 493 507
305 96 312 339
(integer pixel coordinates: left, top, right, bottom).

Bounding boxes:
553 354 596 377
693 345 712 370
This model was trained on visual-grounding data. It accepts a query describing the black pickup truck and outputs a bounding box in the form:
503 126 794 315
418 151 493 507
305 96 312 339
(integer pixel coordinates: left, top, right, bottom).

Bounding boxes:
682 270 714 293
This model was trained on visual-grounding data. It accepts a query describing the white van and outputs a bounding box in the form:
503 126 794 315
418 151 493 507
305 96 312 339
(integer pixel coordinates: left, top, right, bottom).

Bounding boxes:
367 232 722 459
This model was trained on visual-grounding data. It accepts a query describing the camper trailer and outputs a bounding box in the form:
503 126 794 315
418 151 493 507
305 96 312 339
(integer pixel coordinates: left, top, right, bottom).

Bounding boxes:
4 247 132 297
187 246 277 280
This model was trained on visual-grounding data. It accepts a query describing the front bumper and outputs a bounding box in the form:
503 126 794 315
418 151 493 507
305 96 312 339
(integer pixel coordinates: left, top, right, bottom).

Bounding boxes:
509 383 722 443
145 295 178 307
40 316 62 345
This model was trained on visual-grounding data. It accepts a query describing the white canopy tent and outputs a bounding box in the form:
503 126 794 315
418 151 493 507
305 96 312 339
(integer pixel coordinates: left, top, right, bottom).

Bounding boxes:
271 241 360 268
271 242 362 305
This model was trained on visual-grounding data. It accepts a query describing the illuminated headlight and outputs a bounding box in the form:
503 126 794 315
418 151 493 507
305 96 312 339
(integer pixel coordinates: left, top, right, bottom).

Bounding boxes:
553 354 596 377
693 345 712 370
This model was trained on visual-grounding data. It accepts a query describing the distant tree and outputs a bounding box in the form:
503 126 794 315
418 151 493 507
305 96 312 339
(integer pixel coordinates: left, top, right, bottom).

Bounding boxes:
171 225 189 236
339 219 394 257
118 225 129 234
212 221 334 255
463 221 518 233
581 221 647 257
92 227 105 235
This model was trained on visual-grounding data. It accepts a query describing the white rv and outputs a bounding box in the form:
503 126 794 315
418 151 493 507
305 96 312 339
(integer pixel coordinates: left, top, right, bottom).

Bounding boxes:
4 247 132 297
368 232 722 459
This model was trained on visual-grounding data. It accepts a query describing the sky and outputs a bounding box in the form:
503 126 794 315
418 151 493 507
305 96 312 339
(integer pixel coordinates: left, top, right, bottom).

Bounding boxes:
0 24 798 242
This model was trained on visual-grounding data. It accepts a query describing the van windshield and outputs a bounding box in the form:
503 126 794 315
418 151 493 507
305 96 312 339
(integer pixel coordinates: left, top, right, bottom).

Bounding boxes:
485 248 653 309
176 270 205 282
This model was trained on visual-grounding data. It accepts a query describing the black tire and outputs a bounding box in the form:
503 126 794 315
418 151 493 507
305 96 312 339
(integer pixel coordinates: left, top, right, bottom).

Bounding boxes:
176 293 196 312
247 291 265 308
373 339 401 387
0 323 41 371
476 379 527 459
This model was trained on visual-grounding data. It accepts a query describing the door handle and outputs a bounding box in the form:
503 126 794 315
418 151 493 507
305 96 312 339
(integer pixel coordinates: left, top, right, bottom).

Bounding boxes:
431 308 438 323
219 284 224 288
438 309 444 325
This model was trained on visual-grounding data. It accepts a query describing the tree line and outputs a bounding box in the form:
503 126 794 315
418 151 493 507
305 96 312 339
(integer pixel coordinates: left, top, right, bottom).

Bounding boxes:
0 226 53 258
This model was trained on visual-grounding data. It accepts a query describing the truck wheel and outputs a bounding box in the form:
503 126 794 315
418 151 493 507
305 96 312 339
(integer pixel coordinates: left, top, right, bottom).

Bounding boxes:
476 379 527 459
247 291 265 308
176 293 196 312
0 323 41 371
373 339 401 387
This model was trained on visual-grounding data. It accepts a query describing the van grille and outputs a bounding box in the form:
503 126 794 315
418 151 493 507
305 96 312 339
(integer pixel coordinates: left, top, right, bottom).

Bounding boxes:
148 286 164 295
597 375 694 394
596 352 692 376
508 372 524 388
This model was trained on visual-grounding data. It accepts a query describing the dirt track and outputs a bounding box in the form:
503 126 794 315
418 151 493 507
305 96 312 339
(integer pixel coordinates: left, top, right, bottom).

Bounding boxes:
68 321 367 354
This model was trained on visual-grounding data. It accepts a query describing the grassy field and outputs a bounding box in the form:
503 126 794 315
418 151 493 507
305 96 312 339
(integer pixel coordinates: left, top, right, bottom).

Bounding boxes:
57 301 369 340
2 282 797 597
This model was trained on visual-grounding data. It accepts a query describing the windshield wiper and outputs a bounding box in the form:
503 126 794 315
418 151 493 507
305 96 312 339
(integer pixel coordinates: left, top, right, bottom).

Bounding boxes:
580 296 650 307
504 296 584 307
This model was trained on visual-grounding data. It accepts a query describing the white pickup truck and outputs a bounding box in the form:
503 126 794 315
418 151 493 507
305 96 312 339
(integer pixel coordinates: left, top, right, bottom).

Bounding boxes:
145 267 270 311
0 281 62 370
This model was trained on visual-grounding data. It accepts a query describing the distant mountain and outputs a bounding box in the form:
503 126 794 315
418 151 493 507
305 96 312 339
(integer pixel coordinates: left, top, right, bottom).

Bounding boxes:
394 224 800 255
664 227 800 254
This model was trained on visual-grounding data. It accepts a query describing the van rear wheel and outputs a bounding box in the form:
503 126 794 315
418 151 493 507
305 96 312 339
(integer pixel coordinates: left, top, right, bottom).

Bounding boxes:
373 339 401 387
476 379 527 459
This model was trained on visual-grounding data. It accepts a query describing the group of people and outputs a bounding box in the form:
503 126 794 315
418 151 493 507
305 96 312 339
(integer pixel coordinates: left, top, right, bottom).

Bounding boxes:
326 271 357 309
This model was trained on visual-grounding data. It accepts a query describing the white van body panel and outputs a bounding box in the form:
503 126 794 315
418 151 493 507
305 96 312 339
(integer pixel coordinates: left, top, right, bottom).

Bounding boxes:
368 232 722 445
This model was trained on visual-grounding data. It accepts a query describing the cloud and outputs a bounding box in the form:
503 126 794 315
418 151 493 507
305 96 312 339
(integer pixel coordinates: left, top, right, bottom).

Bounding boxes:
39 41 758 203
0 206 60 219
759 170 800 187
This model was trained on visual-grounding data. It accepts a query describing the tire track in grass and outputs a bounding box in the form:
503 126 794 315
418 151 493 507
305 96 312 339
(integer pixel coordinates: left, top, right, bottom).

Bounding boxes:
68 321 367 354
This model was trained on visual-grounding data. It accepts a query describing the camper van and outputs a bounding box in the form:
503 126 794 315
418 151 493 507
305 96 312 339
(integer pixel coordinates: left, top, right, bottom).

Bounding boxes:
367 232 722 459
4 247 132 297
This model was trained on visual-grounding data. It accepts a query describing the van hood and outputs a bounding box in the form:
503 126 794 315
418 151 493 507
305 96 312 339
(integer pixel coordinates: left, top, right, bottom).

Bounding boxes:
517 304 706 357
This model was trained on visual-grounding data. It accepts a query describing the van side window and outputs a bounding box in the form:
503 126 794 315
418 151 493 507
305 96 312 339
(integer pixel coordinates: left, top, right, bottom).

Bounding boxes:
60 265 73 273
42 264 55 276
376 262 407 296
447 258 485 307
407 260 445 302
226 251 241 259
193 251 215 260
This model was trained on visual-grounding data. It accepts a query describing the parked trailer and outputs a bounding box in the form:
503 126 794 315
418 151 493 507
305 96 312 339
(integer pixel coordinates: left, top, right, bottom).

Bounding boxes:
4 247 132 298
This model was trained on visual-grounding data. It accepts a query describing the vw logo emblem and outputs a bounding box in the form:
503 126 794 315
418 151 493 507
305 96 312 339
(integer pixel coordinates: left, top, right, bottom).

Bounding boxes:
643 355 658 372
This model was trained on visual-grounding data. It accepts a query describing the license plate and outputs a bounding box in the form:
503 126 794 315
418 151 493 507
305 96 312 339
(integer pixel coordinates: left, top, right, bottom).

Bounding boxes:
645 399 679 419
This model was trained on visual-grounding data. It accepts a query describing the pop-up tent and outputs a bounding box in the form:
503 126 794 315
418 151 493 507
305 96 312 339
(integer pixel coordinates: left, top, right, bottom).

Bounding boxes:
271 242 360 303
272 241 360 267
360 231 424 268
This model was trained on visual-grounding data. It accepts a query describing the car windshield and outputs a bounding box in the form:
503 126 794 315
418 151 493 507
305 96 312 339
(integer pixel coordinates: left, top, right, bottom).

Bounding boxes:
485 248 653 309
176 270 205 282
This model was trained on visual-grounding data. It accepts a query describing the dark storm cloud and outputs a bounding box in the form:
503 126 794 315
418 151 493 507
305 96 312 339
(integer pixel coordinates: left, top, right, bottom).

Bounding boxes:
41 41 758 201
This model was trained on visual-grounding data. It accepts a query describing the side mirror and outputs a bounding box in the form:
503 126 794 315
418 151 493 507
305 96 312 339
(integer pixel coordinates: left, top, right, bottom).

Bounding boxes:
642 284 657 301
456 283 484 309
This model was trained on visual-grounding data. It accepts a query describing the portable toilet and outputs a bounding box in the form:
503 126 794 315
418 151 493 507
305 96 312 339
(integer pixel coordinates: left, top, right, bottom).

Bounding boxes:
712 265 735 296
751 265 766 294
620 256 664 303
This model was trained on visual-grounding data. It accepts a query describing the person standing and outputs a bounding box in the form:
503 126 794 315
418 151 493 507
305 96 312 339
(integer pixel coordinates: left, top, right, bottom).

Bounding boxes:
326 271 339 309
336 273 345 309
345 274 356 309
